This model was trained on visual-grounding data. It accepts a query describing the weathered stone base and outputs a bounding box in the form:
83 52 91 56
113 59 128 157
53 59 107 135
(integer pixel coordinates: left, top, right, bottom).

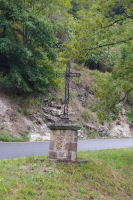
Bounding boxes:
48 123 81 161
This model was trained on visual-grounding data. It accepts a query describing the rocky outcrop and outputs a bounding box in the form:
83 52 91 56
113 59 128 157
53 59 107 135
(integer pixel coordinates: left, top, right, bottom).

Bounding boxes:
0 93 52 141
83 110 132 138
83 122 110 137
0 94 28 137
110 109 131 138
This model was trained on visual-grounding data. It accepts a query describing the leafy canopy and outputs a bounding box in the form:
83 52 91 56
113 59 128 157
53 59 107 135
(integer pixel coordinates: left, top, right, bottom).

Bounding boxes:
64 0 133 122
0 0 56 92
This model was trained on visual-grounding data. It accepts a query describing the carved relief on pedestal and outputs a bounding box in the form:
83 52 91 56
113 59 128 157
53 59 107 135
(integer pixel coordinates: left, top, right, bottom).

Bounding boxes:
56 136 64 151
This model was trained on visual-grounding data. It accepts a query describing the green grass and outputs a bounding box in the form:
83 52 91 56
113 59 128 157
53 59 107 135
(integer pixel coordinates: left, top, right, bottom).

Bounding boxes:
0 132 30 142
0 149 133 199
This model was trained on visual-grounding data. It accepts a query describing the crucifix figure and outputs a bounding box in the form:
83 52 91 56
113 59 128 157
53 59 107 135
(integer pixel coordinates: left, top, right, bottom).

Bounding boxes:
56 61 81 117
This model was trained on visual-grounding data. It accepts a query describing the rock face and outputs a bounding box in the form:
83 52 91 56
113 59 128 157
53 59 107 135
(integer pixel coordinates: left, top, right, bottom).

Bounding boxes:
0 93 52 141
83 113 131 138
110 109 131 138
0 94 28 137
110 123 131 138
22 99 66 141
24 118 51 142
83 122 109 138
0 91 70 142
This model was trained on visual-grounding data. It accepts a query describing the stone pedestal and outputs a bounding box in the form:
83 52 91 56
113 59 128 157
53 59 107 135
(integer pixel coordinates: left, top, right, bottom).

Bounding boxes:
48 123 81 161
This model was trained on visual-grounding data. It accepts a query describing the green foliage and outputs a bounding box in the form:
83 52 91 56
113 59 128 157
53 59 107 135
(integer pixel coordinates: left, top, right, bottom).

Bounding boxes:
0 132 29 142
113 43 133 102
126 111 133 124
64 0 133 122
93 71 122 123
0 0 57 93
65 0 133 64
23 109 31 116
92 42 133 123
85 54 112 72
0 132 11 142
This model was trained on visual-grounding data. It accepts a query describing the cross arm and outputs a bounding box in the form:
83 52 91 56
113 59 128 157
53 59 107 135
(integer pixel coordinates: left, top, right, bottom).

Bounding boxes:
56 72 81 78
56 73 66 78
69 73 81 78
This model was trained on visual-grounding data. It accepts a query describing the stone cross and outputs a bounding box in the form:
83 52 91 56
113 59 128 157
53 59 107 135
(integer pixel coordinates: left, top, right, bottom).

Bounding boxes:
56 61 81 117
47 61 81 162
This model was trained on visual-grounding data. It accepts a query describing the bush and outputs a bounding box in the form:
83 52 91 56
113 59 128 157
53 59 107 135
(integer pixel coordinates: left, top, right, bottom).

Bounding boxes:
0 133 11 142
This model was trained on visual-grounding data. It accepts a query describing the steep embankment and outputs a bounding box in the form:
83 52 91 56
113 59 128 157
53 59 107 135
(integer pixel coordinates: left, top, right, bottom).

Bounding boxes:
0 63 132 141
69 64 132 138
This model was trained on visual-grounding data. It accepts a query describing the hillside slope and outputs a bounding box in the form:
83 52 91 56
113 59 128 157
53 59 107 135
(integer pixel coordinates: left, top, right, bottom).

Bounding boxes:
0 63 132 141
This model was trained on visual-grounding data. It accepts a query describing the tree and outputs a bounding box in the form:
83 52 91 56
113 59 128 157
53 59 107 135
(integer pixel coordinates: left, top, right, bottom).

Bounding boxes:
93 42 133 123
63 0 133 122
0 0 56 92
66 0 133 61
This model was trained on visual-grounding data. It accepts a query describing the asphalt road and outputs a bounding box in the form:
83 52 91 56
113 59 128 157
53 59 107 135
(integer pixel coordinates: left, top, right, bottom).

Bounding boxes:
0 139 133 160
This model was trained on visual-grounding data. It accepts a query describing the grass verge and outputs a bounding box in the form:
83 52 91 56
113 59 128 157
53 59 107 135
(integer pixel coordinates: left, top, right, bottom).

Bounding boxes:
0 132 29 142
0 148 133 199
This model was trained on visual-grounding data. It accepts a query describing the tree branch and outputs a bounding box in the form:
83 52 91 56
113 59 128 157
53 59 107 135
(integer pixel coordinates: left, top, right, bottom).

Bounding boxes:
123 11 133 20
102 18 125 29
87 37 133 51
